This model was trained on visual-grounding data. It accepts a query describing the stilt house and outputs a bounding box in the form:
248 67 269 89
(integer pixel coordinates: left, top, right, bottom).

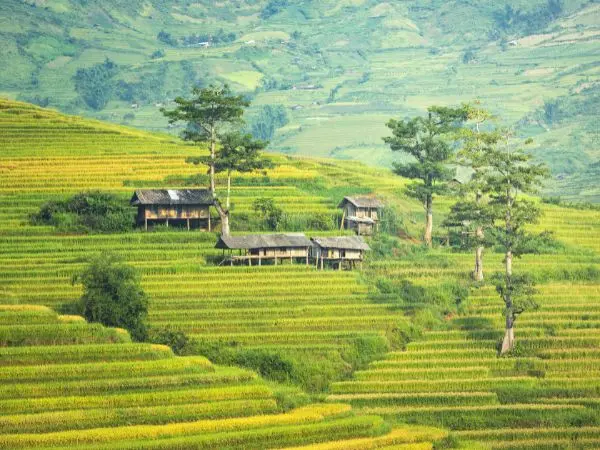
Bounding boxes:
310 236 370 270
339 196 384 235
130 189 214 230
216 233 312 266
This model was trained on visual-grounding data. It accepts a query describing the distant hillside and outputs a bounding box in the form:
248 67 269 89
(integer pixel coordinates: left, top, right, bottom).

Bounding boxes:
1 0 599 200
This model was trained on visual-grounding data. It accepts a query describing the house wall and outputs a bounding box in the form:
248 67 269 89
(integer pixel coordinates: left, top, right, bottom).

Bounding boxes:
358 222 374 236
312 247 364 260
355 207 378 220
250 248 309 258
142 205 209 220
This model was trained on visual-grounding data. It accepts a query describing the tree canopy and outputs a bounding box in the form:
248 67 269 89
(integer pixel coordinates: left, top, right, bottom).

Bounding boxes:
72 253 149 341
384 105 468 246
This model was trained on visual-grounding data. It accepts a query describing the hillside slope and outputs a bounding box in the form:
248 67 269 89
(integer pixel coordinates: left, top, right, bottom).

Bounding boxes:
0 305 449 449
2 100 600 447
1 0 598 200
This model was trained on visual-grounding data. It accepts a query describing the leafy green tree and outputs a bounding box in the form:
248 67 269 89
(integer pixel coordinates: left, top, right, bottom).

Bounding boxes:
484 133 549 353
383 106 468 246
215 132 273 210
261 0 289 19
72 253 149 341
253 198 283 231
250 105 289 140
73 59 118 110
162 85 249 235
445 103 501 281
30 191 133 233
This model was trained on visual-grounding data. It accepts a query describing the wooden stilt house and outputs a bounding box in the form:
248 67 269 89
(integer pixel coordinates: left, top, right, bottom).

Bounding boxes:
310 236 370 270
216 233 312 266
339 196 384 235
130 189 214 230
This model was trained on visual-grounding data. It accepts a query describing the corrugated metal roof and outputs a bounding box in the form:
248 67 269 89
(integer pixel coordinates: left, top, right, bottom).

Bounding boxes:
216 233 312 250
339 196 384 209
311 236 370 251
130 189 214 206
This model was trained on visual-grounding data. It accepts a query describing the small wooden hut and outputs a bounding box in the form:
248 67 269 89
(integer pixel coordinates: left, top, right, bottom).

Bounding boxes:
310 236 370 270
339 196 384 235
130 189 214 230
216 233 312 266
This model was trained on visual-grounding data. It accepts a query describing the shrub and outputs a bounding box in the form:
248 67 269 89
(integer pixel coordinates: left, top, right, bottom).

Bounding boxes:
253 198 283 231
378 206 405 236
368 234 403 259
30 191 134 233
150 49 165 59
72 253 149 341
148 327 190 355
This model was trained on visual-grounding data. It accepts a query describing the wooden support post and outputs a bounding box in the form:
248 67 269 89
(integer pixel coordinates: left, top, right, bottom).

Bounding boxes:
275 257 278 266
208 210 211 232
145 218 148 231
259 255 262 266
166 218 169 228
306 249 309 266
320 254 324 270
290 251 293 265
187 219 190 231
338 260 342 271
249 255 252 267
340 208 346 231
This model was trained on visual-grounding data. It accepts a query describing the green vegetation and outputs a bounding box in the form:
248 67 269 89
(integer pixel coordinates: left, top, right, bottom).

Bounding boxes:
0 0 597 200
73 253 149 341
1 98 600 447
164 84 250 234
30 191 133 233
384 106 468 246
1 306 442 448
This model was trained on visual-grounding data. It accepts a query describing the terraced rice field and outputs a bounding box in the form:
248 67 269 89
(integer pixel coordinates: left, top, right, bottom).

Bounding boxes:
0 99 408 366
0 306 446 449
2 98 600 447
333 260 600 448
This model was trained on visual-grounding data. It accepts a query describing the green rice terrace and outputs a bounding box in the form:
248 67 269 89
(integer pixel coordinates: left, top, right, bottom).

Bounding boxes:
1 99 600 448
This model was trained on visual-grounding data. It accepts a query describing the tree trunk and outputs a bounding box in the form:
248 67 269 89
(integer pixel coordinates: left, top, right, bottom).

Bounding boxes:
209 129 216 195
505 250 513 277
473 244 484 281
424 195 433 247
226 171 231 210
500 248 515 354
473 226 484 281
214 201 230 236
500 313 515 354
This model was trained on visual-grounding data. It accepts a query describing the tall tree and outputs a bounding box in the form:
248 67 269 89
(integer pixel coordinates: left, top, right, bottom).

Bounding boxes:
186 132 273 234
161 85 249 235
485 133 549 354
214 132 273 210
384 106 468 246
445 103 501 281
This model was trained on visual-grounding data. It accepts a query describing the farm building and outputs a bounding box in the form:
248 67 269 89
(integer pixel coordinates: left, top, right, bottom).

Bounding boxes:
311 236 370 270
130 189 214 230
339 196 384 235
216 233 312 266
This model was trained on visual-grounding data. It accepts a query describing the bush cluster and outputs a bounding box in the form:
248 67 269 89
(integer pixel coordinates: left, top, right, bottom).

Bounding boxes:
30 191 134 233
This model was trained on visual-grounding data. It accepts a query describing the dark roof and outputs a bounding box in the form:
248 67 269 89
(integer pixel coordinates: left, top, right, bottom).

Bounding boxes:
339 196 384 209
130 189 214 206
311 236 370 251
216 233 312 250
